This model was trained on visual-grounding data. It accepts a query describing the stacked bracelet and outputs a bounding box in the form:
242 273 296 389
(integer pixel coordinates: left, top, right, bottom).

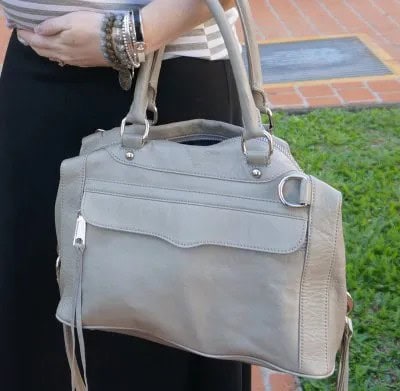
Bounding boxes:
132 8 146 64
122 11 139 69
100 14 120 68
100 13 131 90
100 8 147 91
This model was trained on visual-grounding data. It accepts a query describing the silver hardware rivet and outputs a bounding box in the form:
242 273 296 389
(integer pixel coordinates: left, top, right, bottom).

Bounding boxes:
125 151 134 160
252 168 262 178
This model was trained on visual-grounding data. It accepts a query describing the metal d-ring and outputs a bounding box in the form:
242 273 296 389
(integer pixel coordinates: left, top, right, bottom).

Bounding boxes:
120 117 150 146
120 116 128 137
278 173 310 208
241 129 274 164
264 107 274 133
141 119 150 144
147 103 159 125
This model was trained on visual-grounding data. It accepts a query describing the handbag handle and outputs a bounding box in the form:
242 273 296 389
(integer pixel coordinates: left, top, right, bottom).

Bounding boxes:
235 0 267 114
122 0 272 166
130 0 268 123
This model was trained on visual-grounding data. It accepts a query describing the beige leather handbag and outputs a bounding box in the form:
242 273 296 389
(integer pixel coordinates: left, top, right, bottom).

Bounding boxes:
55 1 353 390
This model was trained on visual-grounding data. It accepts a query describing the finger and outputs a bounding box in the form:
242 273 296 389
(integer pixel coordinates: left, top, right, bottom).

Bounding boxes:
16 29 33 46
18 29 57 50
17 34 29 46
35 15 71 36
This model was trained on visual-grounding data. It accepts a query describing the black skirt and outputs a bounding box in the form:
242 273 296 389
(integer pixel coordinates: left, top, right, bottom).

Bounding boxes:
0 31 250 391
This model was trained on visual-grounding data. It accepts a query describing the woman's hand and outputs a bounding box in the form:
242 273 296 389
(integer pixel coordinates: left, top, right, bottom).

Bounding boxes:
17 11 109 68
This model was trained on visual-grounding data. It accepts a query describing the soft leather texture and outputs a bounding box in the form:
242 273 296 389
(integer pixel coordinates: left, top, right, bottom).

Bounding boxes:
55 0 348 389
80 190 307 253
56 128 347 378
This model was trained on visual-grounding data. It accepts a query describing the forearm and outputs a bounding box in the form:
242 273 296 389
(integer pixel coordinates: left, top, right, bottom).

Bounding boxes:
16 0 235 69
142 0 235 53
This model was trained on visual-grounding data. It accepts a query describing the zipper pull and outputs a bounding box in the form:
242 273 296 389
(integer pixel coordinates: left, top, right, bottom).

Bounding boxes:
73 214 86 250
55 256 61 284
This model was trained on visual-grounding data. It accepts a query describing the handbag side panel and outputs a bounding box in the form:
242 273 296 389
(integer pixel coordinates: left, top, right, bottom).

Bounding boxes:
299 177 347 377
56 155 87 321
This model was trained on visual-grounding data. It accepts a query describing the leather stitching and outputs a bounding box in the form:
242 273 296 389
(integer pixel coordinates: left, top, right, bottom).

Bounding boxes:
65 156 87 290
299 178 341 373
57 313 334 379
84 176 306 206
324 195 342 372
83 218 307 253
85 133 290 179
81 193 307 253
79 156 88 210
83 189 308 220
299 176 316 370
105 146 291 183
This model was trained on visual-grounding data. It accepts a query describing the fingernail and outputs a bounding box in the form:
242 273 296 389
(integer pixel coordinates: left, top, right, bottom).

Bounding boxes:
34 25 42 34
17 35 28 46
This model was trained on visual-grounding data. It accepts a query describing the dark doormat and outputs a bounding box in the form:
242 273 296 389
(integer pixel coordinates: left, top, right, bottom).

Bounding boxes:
252 36 393 84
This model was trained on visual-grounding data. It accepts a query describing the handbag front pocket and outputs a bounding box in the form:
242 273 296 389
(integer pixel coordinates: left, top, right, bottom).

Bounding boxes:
80 188 308 253
58 184 308 373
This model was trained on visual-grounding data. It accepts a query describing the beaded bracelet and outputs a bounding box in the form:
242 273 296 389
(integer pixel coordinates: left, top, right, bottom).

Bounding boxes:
99 10 146 91
100 14 120 68
100 13 133 90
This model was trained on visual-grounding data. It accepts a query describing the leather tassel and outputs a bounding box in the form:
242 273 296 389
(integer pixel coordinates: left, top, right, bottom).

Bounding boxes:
336 316 353 391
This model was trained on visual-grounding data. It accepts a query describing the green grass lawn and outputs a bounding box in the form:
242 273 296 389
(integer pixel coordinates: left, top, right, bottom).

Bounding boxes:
272 108 400 390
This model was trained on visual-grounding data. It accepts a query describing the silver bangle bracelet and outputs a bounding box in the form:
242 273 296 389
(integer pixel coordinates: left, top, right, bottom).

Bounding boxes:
100 9 146 90
132 7 146 64
100 12 136 90
122 12 138 68
127 11 141 68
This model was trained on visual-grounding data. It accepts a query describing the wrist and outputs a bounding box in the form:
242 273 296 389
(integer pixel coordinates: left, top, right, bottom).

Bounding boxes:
140 6 158 54
99 10 147 89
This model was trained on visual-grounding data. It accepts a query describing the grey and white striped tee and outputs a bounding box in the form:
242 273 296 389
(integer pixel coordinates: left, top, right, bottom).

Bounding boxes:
0 0 240 60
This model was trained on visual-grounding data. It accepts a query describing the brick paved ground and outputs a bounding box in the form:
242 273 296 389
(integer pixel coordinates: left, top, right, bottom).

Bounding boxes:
250 0 400 110
1 1 399 390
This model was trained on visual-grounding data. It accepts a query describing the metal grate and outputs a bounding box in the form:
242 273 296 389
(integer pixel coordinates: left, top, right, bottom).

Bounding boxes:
251 37 393 84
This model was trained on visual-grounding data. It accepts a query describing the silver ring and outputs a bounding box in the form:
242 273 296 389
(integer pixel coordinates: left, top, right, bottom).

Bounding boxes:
141 119 150 144
120 117 150 146
120 116 128 136
264 107 274 133
278 173 309 208
241 129 274 164
147 103 159 125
